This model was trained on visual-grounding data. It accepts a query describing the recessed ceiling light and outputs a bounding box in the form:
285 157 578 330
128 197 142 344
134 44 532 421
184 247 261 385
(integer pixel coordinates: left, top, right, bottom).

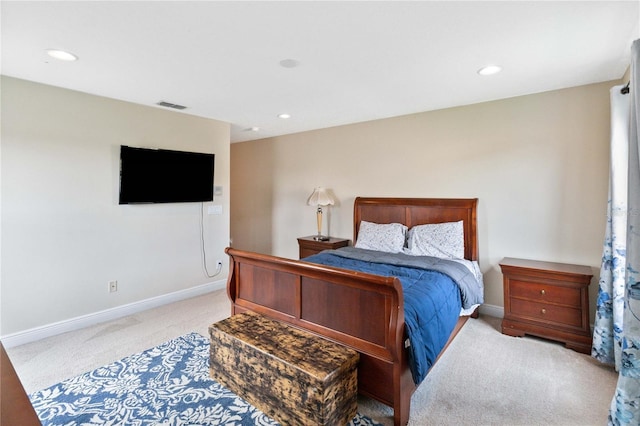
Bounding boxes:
477 65 502 76
246 126 260 132
279 59 300 68
278 113 291 119
45 49 78 62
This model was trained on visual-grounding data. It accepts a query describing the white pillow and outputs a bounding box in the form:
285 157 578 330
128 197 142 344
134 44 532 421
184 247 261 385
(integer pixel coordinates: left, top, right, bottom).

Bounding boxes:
407 221 464 259
355 220 408 253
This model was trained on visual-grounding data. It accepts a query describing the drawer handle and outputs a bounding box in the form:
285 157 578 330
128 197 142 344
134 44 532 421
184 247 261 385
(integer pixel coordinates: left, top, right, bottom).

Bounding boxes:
541 308 546 315
540 289 546 295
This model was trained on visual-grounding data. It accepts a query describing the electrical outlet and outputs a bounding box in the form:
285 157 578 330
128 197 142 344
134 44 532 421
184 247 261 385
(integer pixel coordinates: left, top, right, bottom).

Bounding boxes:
108 280 118 293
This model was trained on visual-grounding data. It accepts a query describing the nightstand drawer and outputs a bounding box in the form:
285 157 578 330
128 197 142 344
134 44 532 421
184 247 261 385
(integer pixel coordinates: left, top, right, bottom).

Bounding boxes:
300 247 320 259
510 299 583 328
509 279 581 307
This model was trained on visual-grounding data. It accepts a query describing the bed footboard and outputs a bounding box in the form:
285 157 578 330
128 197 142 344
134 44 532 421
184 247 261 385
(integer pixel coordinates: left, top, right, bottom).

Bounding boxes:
225 247 414 425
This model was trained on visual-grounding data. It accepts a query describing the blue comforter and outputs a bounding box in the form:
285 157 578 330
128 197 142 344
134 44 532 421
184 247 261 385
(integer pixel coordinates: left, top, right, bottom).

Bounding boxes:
304 246 483 384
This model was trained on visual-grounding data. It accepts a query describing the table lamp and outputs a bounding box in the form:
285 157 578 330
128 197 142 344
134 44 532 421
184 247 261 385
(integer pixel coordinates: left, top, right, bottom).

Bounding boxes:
307 187 335 241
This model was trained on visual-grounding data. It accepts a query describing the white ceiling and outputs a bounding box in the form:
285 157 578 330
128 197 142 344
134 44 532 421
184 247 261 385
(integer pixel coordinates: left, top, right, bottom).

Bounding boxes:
2 1 639 143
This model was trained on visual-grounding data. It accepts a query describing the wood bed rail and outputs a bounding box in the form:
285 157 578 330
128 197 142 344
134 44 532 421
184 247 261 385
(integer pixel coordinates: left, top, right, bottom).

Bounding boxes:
225 247 406 363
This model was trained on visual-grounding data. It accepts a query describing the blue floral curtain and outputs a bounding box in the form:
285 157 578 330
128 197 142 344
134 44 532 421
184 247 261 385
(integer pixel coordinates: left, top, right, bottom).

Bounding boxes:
593 38 640 426
592 83 629 369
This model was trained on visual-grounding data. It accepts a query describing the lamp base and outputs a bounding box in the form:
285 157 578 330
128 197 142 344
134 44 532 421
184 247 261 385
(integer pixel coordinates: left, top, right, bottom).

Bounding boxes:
313 235 330 241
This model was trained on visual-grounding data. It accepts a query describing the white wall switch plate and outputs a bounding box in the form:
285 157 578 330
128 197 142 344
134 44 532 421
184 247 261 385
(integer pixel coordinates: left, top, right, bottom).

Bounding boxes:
207 205 223 215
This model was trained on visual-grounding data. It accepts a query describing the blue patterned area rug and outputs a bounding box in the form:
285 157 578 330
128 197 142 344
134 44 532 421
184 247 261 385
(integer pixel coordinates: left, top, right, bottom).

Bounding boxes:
29 332 380 426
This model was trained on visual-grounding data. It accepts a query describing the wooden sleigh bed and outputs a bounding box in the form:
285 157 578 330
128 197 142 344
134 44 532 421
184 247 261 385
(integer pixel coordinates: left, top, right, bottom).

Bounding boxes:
225 197 480 426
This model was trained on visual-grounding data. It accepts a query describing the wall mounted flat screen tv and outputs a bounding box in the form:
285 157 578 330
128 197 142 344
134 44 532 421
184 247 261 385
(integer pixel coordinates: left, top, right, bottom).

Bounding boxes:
119 146 215 204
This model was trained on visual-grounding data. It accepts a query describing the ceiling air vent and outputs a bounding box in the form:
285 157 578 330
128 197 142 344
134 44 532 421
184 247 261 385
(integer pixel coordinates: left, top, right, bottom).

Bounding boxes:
157 101 187 110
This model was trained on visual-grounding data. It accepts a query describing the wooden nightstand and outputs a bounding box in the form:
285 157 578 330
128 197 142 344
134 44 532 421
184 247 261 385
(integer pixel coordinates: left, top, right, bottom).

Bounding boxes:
500 257 593 354
297 236 350 259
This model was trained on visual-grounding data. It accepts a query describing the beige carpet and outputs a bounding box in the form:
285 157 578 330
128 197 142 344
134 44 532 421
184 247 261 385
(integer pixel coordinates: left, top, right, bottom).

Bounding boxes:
358 315 616 425
7 289 616 425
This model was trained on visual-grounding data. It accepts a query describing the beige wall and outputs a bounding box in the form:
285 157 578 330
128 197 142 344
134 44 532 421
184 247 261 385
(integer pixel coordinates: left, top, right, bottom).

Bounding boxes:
1 76 231 335
231 81 619 320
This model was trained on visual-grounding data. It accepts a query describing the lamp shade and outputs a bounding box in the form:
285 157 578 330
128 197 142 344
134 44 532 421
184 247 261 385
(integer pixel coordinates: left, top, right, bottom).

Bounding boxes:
307 187 335 206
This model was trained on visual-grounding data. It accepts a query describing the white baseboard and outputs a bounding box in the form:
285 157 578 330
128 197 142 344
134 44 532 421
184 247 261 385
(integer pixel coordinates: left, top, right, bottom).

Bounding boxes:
1 279 226 348
478 303 504 318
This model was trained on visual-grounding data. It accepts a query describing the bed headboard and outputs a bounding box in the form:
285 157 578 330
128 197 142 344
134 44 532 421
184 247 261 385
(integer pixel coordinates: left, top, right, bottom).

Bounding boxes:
353 197 479 261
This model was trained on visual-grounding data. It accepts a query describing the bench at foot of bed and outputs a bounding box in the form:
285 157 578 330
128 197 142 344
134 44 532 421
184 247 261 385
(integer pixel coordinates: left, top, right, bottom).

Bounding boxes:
209 311 360 426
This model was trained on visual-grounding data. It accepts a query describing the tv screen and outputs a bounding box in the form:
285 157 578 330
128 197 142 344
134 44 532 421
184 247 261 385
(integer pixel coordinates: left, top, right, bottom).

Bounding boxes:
119 146 215 204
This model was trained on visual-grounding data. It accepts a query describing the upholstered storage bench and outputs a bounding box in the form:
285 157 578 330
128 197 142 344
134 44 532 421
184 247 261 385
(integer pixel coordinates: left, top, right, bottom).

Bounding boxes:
209 311 359 426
